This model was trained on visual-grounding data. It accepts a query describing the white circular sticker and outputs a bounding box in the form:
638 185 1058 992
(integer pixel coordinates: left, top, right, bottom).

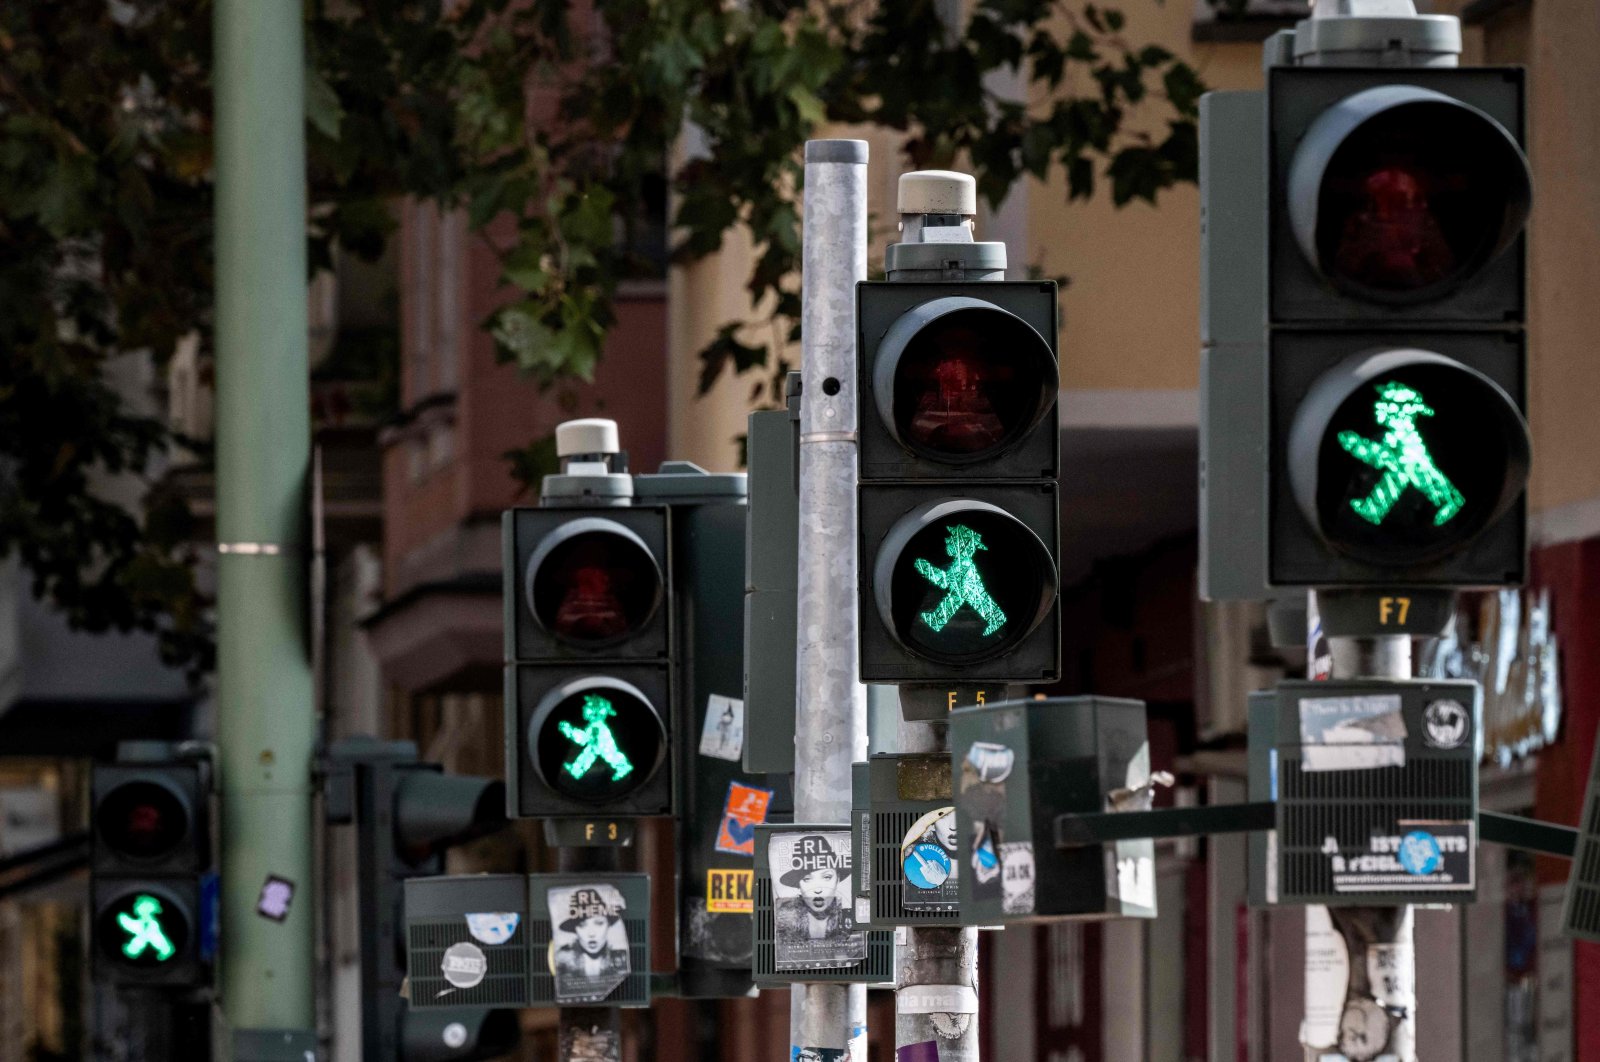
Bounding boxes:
441 941 488 989
1423 699 1470 749
442 1022 468 1049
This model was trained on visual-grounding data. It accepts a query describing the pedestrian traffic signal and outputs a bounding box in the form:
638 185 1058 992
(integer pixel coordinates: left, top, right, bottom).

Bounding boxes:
91 744 213 988
504 419 673 819
325 738 513 1062
858 171 1061 684
1200 53 1533 598
1268 66 1532 588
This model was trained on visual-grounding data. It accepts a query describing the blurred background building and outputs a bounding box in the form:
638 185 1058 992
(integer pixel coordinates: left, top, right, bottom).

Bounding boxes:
2 0 1598 1060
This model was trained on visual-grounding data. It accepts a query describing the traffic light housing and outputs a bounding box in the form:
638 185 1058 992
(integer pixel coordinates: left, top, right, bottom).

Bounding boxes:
1200 60 1533 597
857 275 1061 683
325 738 511 1062
91 745 213 989
503 422 674 820
1268 66 1532 589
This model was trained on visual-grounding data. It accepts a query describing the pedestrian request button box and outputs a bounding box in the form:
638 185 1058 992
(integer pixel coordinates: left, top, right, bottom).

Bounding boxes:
405 874 532 1009
1248 678 1481 907
950 696 1157 925
851 755 964 928
752 824 893 985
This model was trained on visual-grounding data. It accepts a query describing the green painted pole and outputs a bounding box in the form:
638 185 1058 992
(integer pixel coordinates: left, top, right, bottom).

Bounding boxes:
213 1 317 1055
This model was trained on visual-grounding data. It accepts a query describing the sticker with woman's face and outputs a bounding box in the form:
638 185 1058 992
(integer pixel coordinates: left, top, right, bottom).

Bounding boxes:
546 882 630 1004
901 806 959 910
769 831 866 971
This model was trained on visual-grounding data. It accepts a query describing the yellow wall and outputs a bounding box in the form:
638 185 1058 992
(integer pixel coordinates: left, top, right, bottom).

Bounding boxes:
1026 4 1262 393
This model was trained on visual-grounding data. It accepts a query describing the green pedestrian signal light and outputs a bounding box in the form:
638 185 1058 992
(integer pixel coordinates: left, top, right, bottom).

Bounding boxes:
1288 348 1529 569
96 886 191 969
529 679 666 804
117 894 177 962
1336 381 1464 529
913 524 1008 637
558 695 635 783
873 500 1055 667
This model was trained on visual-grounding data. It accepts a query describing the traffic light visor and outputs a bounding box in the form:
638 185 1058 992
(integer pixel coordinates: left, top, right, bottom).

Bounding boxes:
96 885 191 968
1288 348 1530 567
874 296 1058 464
1288 86 1531 304
97 779 190 862
873 499 1058 664
525 518 663 648
528 677 667 803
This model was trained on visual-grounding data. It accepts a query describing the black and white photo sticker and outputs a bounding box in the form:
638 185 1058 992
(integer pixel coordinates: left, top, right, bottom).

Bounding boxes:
546 882 631 1004
768 831 867 971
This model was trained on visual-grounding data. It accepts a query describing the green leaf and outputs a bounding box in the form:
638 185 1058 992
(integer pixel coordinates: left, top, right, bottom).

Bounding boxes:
305 65 345 139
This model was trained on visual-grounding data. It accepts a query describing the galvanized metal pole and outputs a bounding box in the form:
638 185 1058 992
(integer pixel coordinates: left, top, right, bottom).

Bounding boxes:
791 139 871 1060
1302 600 1416 1062
896 720 980 1061
212 1 318 1057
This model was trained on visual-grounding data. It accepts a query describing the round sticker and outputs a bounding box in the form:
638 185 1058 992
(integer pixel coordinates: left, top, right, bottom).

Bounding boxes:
903 842 952 889
441 941 488 989
1423 699 1470 749
1398 831 1442 876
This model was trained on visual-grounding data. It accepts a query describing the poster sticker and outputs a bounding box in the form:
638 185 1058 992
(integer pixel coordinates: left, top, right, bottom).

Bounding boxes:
546 883 630 1004
256 875 295 922
962 742 1014 784
902 806 959 910
792 1049 845 1062
699 694 746 761
969 820 1001 906
715 781 774 856
1000 841 1036 916
706 869 753 914
1328 820 1474 892
1297 694 1407 772
769 831 866 971
464 912 520 946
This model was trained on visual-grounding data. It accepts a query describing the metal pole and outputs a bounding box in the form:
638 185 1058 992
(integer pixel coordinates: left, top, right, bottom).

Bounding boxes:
896 720 980 1061
1301 597 1416 1062
557 846 624 1062
791 139 871 1059
213 0 318 1055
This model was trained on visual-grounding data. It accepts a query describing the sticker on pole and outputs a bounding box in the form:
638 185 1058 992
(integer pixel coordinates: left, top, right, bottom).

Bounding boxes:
1297 694 1406 772
256 874 296 922
1328 820 1474 893
441 941 487 990
715 781 774 856
901 807 958 910
465 911 521 946
699 694 746 761
707 869 753 914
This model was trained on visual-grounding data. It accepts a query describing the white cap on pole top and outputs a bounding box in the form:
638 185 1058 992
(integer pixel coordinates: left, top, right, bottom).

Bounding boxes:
555 417 619 457
898 170 977 216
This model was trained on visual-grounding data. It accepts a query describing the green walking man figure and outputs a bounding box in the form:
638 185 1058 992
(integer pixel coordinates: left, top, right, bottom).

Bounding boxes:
1337 380 1464 528
118 894 176 961
560 694 634 783
914 524 1008 636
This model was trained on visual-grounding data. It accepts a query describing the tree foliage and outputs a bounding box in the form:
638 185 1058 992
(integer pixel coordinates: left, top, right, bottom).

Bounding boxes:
0 0 1203 674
